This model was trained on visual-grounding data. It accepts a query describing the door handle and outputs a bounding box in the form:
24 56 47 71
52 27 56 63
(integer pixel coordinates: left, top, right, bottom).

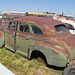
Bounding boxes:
12 34 15 36
25 37 30 40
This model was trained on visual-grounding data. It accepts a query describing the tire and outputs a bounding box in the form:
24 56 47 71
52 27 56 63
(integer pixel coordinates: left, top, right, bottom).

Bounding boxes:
63 65 75 75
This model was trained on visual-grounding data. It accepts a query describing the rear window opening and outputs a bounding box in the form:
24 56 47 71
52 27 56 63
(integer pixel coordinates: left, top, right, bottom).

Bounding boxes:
55 24 68 33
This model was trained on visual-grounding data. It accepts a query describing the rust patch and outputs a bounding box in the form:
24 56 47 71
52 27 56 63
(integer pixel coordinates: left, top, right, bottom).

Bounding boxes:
37 57 44 63
0 32 2 38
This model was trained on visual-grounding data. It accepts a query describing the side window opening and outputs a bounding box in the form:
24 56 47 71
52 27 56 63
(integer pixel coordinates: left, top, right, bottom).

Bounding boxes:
8 22 17 30
20 25 23 32
19 23 29 33
55 24 68 33
31 25 43 35
24 24 29 33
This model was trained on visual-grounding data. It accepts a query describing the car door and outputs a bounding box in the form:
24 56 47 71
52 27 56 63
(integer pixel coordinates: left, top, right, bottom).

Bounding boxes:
5 21 17 51
16 22 30 57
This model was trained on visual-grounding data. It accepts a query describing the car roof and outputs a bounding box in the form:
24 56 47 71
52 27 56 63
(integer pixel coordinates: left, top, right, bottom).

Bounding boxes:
14 16 64 28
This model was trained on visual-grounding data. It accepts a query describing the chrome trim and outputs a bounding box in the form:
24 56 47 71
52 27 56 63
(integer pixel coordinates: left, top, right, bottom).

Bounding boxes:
17 35 52 43
4 31 52 43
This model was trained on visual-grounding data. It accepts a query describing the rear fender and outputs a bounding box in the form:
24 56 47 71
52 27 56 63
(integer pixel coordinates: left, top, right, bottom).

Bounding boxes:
30 44 67 67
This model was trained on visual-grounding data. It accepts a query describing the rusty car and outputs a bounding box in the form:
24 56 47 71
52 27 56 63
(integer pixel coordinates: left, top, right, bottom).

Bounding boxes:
0 16 75 75
0 14 22 25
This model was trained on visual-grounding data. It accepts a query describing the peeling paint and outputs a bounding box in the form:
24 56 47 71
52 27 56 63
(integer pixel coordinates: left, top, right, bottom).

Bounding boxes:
0 16 75 67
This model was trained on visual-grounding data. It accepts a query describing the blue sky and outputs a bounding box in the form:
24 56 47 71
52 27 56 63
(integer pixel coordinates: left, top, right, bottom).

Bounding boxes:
0 0 75 15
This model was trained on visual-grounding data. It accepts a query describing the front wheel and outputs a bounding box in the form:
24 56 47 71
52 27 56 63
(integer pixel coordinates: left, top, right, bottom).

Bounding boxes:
63 65 75 75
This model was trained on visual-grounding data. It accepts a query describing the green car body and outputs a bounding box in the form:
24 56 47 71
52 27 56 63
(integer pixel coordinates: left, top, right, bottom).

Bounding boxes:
0 16 75 67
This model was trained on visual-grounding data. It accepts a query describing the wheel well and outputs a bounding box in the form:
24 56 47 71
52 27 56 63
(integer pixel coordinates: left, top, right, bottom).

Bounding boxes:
31 50 47 64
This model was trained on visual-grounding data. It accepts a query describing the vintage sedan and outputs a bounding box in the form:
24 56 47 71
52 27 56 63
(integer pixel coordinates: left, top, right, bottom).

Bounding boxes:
0 16 75 75
0 14 22 25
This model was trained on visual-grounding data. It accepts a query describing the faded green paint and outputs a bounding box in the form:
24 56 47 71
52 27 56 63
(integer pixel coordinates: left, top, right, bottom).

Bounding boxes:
30 44 67 67
51 29 55 33
5 32 15 51
62 41 71 60
16 34 30 56
0 38 4 47
0 31 4 47
70 48 75 61
0 16 75 68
